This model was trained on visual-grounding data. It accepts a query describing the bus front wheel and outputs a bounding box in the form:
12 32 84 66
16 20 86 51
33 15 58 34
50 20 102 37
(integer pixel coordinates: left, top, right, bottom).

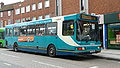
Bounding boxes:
47 45 56 57
13 43 18 52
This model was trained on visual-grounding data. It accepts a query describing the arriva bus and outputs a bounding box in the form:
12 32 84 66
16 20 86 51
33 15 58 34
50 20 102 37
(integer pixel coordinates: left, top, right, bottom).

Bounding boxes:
0 28 5 47
5 13 101 56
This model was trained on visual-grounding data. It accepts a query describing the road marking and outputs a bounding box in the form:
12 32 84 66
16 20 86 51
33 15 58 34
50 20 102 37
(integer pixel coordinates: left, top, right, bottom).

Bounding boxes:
0 53 20 58
32 60 64 68
4 63 12 66
90 66 98 68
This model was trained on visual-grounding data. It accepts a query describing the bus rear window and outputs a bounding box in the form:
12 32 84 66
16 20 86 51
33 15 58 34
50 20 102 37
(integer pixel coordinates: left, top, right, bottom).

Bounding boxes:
62 20 74 36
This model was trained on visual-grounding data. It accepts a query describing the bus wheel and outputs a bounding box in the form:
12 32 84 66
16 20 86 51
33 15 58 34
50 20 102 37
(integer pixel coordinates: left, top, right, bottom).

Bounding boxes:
13 43 18 52
0 42 2 47
47 45 56 57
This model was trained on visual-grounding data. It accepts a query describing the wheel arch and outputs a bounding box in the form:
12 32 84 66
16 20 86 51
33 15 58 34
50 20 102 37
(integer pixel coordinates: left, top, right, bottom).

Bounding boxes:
13 42 18 47
47 43 56 50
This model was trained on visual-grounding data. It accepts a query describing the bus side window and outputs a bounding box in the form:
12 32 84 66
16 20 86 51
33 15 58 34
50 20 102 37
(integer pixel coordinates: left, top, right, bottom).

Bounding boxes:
9 29 13 36
14 27 20 36
27 25 35 35
5 28 9 36
46 22 57 35
36 24 45 36
36 25 40 35
20 26 27 36
62 20 74 36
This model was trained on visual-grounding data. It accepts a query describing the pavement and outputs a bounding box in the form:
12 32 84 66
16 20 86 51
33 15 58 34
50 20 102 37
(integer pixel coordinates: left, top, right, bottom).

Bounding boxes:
94 49 120 61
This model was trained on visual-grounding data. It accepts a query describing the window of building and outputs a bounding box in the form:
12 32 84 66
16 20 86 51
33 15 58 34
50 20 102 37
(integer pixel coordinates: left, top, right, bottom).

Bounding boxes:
46 22 57 35
108 24 120 48
45 0 50 8
62 20 74 36
80 0 88 14
0 20 3 27
80 0 84 11
38 16 43 20
21 7 25 13
15 8 20 15
38 2 42 9
26 5 30 12
45 14 50 19
26 17 31 22
56 0 62 16
32 4 36 11
8 19 12 25
36 24 46 36
22 18 25 22
0 12 3 17
8 11 11 16
32 17 36 21
15 19 20 23
3 21 7 27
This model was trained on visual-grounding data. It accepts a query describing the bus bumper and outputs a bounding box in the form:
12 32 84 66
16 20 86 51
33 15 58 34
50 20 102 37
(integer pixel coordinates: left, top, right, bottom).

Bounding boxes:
56 50 101 55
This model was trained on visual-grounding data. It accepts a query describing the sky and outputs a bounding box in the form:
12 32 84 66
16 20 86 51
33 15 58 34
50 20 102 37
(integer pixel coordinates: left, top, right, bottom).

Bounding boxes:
0 0 24 5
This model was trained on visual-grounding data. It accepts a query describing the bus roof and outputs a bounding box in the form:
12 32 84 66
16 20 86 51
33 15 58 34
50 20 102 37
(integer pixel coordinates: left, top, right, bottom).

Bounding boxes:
5 13 98 28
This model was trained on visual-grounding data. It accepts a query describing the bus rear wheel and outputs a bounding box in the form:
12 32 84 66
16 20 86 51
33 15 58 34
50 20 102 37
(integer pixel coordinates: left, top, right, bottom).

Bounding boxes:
47 45 56 57
13 43 18 52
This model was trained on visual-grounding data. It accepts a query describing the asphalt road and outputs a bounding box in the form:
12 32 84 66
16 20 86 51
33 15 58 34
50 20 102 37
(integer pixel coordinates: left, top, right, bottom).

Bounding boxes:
0 48 120 68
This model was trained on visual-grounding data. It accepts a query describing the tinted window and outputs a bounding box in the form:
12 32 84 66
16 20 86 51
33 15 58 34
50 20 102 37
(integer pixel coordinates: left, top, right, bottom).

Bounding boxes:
62 20 74 36
20 26 27 36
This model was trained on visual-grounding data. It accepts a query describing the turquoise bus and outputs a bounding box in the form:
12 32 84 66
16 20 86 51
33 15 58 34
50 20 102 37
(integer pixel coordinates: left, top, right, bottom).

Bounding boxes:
5 13 101 56
0 28 5 47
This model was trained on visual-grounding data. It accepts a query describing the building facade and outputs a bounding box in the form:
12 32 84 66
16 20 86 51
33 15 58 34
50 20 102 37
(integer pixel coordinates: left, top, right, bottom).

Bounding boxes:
103 12 120 49
14 0 56 23
1 0 120 25
0 2 17 27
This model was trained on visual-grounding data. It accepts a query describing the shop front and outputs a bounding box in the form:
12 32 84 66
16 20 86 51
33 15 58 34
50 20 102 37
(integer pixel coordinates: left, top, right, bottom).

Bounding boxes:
105 12 120 49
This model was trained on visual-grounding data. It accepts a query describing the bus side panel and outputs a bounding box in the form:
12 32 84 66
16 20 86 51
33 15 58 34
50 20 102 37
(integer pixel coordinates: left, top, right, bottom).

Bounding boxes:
5 37 18 48
12 36 48 54
45 36 76 55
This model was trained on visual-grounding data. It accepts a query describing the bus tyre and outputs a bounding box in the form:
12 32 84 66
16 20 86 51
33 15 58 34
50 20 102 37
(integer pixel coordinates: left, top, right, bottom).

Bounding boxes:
47 45 56 57
0 43 2 47
13 43 18 52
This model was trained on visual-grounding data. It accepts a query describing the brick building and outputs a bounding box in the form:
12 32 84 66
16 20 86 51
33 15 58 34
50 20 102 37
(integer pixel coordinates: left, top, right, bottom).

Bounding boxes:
14 0 88 24
1 0 120 26
14 0 56 23
62 0 120 15
0 2 20 27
